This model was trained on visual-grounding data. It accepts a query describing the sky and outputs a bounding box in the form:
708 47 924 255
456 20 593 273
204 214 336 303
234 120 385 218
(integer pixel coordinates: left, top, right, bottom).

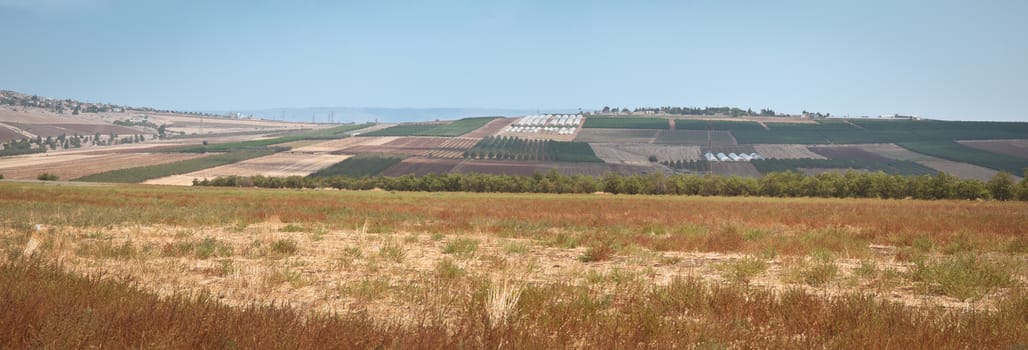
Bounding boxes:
1 0 1026 121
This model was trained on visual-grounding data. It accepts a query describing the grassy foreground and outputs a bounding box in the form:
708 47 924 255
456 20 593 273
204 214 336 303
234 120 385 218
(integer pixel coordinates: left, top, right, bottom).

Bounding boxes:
1 182 1026 348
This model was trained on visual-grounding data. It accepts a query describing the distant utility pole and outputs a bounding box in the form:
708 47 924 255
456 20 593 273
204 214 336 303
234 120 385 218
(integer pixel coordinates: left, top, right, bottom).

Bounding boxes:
706 120 712 176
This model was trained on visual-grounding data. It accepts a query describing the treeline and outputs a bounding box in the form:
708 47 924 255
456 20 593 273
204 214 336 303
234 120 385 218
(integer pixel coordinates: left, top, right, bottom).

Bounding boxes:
0 133 146 157
194 170 1028 201
599 106 779 117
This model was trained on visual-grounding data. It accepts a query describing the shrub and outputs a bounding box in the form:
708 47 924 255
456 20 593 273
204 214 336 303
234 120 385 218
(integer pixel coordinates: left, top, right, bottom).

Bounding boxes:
37 173 59 181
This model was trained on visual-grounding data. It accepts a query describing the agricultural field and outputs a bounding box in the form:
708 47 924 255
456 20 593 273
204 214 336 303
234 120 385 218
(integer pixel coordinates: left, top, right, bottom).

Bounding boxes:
143 152 352 185
708 162 763 177
308 154 407 177
78 148 282 183
460 117 517 138
590 143 702 165
581 117 670 129
752 145 937 176
654 130 737 146
898 141 1028 175
573 128 659 143
836 144 1006 181
0 152 207 180
379 158 462 176
343 137 478 158
958 139 1028 160
5 183 1024 348
360 117 499 137
465 136 602 163
752 144 827 159
293 136 399 153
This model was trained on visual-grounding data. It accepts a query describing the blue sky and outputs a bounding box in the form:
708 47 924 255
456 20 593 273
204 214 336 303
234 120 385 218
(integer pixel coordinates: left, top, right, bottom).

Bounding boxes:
1 0 1026 121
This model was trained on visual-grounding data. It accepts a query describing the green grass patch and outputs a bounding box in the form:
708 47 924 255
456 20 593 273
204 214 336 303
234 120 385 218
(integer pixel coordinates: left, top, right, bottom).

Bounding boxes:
911 254 1016 300
75 148 281 183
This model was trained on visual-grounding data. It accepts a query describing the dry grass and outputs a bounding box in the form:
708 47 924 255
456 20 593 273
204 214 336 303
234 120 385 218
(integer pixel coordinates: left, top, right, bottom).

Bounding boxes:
1 182 1027 348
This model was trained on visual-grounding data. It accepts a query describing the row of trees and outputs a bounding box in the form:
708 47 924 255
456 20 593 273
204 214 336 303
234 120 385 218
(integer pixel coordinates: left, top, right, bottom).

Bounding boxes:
194 170 1028 201
599 106 780 117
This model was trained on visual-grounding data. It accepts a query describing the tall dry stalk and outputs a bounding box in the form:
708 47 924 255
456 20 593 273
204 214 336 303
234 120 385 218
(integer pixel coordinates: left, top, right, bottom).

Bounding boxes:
486 279 523 328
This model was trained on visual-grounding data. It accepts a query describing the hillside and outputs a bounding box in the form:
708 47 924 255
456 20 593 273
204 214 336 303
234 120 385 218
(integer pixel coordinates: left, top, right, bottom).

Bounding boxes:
1 92 1025 184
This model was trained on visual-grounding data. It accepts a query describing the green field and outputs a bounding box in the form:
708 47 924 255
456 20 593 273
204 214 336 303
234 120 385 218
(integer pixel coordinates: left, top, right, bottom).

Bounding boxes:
726 119 1028 145
74 148 282 183
581 117 670 129
672 119 765 131
361 117 498 137
898 141 1028 174
308 154 407 177
465 136 602 162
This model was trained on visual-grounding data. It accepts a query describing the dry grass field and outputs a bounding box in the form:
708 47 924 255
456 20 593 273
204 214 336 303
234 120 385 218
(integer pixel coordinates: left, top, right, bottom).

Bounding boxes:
1 182 1026 348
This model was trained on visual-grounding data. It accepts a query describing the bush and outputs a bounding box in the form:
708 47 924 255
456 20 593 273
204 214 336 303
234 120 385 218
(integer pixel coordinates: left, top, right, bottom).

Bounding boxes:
37 173 59 181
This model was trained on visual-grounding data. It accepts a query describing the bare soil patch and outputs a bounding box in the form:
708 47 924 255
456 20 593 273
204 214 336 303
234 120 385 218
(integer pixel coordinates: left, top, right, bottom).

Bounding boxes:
462 118 517 138
753 144 827 159
293 137 399 153
344 137 478 158
590 143 701 165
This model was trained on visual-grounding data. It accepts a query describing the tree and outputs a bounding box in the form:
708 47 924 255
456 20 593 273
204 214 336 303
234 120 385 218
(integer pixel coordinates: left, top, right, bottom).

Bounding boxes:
987 171 1016 200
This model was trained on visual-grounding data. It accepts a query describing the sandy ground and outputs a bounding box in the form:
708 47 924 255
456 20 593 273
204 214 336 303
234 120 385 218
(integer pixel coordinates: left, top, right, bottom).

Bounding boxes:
144 152 350 185
753 144 828 159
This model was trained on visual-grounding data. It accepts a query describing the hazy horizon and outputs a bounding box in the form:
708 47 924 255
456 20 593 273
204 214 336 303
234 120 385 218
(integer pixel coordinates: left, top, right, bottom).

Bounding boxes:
2 0 1026 122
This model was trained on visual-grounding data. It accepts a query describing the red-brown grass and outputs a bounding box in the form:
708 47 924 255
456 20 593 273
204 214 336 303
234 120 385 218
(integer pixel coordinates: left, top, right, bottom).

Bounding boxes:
2 259 1025 349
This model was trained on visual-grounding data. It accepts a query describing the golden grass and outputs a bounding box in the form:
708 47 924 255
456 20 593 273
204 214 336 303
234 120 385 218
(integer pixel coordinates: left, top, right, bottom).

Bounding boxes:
1 182 1026 348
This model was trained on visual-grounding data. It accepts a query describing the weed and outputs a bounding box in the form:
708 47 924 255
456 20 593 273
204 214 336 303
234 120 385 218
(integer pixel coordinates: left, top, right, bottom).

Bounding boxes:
442 238 479 258
280 224 306 233
718 256 769 283
194 238 233 259
270 239 299 257
578 242 615 263
378 244 406 263
76 240 137 260
503 241 530 254
340 277 390 301
434 258 466 280
911 254 1015 300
